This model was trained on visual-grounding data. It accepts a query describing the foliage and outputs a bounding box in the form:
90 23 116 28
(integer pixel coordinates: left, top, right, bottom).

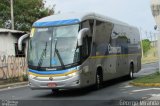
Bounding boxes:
22 74 28 81
132 71 160 83
0 0 54 31
142 39 151 54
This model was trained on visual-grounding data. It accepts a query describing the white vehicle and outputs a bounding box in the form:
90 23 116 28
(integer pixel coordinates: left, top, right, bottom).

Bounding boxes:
18 12 141 92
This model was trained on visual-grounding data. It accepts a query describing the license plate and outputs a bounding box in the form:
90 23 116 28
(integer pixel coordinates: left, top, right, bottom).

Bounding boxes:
48 83 57 87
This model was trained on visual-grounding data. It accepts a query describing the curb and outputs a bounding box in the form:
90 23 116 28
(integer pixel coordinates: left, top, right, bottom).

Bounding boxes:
129 82 160 87
0 82 28 89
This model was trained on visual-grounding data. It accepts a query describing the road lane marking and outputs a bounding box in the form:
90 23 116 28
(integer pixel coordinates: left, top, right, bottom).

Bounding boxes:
124 85 132 88
141 97 148 100
132 88 160 93
129 93 133 95
120 89 126 91
0 85 29 92
148 94 160 97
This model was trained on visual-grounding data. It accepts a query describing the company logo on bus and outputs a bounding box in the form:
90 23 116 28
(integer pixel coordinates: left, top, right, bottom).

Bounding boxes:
46 68 57 71
49 77 53 81
108 44 121 54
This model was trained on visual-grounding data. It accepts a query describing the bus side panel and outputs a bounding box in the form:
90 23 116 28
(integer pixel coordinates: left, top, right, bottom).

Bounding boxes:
110 24 130 77
127 27 141 73
78 58 97 87
88 20 141 84
93 21 120 81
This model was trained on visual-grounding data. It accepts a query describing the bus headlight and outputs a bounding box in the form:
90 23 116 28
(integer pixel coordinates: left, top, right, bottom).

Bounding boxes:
29 74 36 79
67 71 78 78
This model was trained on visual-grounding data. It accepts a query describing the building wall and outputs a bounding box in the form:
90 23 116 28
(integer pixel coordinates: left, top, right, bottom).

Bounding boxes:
0 30 28 80
151 40 158 47
155 16 160 28
151 0 160 28
0 32 17 56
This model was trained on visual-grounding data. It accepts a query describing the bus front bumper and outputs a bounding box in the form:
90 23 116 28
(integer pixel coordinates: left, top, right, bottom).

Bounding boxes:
28 75 82 90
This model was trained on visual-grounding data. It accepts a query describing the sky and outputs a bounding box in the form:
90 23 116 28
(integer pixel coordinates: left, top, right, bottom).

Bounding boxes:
45 0 156 39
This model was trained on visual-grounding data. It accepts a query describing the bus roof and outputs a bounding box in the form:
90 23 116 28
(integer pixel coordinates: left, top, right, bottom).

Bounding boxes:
33 12 130 27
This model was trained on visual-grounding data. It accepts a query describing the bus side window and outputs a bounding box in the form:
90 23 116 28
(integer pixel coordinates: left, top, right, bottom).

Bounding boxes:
81 20 93 57
81 20 94 36
89 20 94 35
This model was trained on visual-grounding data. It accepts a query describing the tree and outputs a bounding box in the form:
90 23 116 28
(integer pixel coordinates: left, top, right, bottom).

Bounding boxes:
0 0 54 31
142 39 151 54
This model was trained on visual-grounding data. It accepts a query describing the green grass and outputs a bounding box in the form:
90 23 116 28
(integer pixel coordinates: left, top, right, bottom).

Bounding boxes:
133 72 160 83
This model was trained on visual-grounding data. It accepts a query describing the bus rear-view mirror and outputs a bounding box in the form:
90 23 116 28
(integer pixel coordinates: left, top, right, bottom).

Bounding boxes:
77 28 90 46
18 34 29 51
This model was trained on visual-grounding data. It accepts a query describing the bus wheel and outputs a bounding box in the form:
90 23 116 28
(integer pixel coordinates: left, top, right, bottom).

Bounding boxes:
129 64 134 80
52 89 59 94
95 72 103 89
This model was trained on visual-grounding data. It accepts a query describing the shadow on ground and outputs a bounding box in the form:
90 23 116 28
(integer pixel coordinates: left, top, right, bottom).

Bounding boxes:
36 76 132 98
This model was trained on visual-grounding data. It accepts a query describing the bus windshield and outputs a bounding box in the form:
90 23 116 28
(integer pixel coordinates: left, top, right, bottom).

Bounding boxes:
28 24 80 69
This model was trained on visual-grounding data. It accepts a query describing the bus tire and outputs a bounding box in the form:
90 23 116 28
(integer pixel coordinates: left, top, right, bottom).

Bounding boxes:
129 63 134 80
95 71 103 89
52 89 59 94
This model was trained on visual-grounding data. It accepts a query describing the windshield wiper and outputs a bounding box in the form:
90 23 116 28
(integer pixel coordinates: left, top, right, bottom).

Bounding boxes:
53 39 65 69
37 42 47 69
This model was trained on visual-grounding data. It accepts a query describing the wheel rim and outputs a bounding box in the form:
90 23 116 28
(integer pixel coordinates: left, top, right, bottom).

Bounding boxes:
130 71 133 78
96 74 101 89
130 67 133 79
52 89 59 93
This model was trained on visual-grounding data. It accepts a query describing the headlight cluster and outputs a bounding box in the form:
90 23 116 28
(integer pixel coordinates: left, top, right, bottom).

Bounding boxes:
67 71 78 78
29 74 36 79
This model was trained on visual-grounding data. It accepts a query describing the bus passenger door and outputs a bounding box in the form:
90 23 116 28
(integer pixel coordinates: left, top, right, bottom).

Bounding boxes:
80 20 95 86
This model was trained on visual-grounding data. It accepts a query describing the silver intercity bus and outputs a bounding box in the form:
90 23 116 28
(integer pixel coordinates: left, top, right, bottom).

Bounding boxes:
18 12 141 92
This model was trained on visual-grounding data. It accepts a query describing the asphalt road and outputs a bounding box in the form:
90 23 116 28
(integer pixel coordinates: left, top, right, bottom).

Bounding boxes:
0 62 159 106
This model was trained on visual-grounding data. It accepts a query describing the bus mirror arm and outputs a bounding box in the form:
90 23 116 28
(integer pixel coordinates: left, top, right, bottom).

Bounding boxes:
77 28 90 46
18 34 29 51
